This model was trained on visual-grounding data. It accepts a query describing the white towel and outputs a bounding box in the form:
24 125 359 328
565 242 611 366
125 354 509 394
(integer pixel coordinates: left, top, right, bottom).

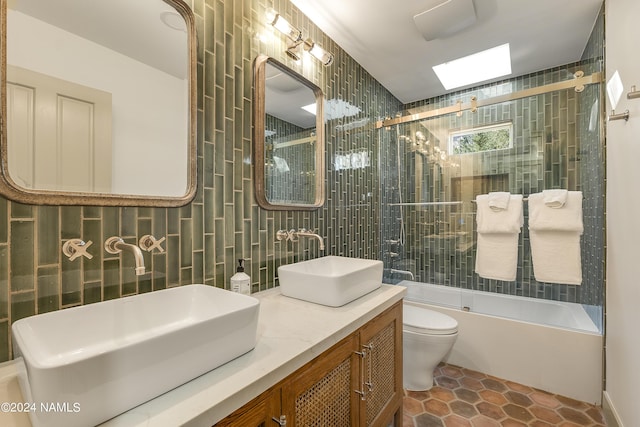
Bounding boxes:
529 231 582 285
529 191 583 232
476 194 524 233
475 233 520 281
488 191 511 211
528 191 583 285
272 156 290 172
542 189 568 208
475 194 523 281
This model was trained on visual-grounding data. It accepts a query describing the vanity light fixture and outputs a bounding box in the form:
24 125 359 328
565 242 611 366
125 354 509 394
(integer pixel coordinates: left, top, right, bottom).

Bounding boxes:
266 8 334 66
266 8 302 42
303 39 334 66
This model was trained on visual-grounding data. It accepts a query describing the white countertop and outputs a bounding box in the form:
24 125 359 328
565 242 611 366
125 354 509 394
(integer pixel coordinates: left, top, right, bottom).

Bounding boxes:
0 284 405 427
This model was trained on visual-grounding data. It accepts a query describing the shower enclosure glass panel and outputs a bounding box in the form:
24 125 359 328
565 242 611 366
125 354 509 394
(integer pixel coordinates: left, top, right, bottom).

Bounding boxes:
379 65 604 315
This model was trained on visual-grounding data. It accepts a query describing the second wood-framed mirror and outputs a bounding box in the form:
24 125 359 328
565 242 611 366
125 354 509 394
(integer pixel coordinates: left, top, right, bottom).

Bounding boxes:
253 55 325 210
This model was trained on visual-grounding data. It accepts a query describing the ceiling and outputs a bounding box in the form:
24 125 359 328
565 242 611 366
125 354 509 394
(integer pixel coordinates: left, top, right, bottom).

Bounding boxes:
290 0 603 104
10 0 188 79
266 62 317 129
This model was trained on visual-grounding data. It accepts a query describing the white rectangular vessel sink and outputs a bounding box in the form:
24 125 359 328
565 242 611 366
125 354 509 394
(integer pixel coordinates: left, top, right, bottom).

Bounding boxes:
12 285 260 427
278 256 383 307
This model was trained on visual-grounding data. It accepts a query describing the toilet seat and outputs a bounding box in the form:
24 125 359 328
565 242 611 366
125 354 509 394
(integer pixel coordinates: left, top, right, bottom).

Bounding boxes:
403 304 458 335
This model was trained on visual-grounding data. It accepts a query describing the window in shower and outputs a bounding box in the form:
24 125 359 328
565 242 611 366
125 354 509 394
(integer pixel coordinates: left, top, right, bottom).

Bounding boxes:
449 122 513 154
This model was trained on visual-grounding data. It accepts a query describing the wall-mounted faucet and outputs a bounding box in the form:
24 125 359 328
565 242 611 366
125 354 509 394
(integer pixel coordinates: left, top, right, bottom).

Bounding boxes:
104 237 146 275
276 228 325 251
294 228 325 251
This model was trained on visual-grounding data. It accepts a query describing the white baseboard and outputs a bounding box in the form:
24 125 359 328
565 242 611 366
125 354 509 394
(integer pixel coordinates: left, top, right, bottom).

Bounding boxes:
603 391 623 427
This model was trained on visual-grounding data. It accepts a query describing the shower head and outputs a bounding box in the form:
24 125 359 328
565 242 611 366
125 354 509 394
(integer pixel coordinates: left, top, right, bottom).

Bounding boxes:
415 131 429 145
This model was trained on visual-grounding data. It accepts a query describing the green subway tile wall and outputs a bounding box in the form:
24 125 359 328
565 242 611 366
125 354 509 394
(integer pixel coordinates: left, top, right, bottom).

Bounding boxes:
0 0 402 362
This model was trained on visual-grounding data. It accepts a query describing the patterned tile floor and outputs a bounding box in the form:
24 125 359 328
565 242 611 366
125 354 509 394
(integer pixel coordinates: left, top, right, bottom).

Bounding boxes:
403 363 606 427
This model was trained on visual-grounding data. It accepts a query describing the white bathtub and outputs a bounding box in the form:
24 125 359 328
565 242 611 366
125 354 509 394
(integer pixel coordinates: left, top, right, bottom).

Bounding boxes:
398 281 603 404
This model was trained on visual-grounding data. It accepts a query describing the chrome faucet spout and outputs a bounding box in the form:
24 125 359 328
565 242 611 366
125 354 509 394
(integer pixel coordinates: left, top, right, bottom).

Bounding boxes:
105 237 146 275
294 229 325 251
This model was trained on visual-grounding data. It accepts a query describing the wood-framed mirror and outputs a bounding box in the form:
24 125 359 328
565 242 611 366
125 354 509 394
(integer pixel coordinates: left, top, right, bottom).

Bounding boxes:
0 0 197 206
253 54 325 210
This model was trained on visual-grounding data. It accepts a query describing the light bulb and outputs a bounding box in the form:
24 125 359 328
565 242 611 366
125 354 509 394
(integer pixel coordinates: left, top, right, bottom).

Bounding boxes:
304 40 334 66
266 9 302 42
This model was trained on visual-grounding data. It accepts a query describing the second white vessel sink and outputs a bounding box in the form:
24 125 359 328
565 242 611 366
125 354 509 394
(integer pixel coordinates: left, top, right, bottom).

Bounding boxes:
12 285 260 427
278 256 383 307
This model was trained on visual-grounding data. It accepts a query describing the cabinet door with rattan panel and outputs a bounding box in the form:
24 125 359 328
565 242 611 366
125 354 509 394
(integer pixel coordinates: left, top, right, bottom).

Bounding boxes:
281 333 360 427
358 301 403 427
213 386 281 427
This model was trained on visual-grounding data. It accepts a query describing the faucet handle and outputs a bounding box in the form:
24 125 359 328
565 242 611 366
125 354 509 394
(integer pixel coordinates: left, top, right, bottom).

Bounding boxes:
62 239 94 261
104 236 125 254
276 229 301 242
298 227 319 234
276 230 289 241
139 235 166 253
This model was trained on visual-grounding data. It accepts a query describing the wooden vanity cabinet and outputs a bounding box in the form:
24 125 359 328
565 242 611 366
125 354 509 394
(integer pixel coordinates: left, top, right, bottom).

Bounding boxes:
213 386 281 427
358 301 403 426
214 301 403 427
280 333 360 426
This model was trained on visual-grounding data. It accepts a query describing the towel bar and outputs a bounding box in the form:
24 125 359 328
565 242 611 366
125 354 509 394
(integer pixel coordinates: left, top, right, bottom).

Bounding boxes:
470 198 528 203
470 196 585 204
627 85 640 100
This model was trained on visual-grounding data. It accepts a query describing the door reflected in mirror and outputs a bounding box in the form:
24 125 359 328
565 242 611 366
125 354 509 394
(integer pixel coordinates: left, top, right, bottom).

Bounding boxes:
253 55 325 210
1 0 196 206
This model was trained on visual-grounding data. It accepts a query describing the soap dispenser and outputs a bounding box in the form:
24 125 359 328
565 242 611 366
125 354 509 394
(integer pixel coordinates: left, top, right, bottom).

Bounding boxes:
230 259 251 295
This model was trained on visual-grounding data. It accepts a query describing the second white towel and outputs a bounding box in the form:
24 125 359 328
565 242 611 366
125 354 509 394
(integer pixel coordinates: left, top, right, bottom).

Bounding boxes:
529 231 582 285
528 191 583 285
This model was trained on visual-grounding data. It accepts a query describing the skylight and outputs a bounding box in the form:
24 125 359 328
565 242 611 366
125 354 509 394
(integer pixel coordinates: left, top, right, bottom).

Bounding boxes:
433 43 512 90
301 103 316 115
302 99 362 121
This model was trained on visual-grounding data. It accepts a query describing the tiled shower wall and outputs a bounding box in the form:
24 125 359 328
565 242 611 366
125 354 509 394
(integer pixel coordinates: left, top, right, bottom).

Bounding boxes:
0 0 401 362
381 6 605 308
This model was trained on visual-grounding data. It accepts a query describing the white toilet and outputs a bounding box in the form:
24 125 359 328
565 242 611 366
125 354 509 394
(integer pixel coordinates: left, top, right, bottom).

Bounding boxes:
403 303 459 391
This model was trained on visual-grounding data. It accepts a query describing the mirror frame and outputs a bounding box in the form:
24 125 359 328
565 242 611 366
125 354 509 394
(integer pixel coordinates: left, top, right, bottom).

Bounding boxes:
0 0 197 207
253 54 325 210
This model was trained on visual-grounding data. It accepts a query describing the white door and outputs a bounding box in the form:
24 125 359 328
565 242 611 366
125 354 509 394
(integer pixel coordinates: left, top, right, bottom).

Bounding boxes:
7 65 112 193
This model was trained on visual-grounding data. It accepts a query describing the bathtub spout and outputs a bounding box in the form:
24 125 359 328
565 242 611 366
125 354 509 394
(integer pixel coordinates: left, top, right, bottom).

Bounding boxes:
389 268 415 280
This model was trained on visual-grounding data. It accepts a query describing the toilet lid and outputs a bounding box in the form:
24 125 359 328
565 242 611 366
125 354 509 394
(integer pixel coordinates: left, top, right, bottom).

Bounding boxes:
403 304 458 335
